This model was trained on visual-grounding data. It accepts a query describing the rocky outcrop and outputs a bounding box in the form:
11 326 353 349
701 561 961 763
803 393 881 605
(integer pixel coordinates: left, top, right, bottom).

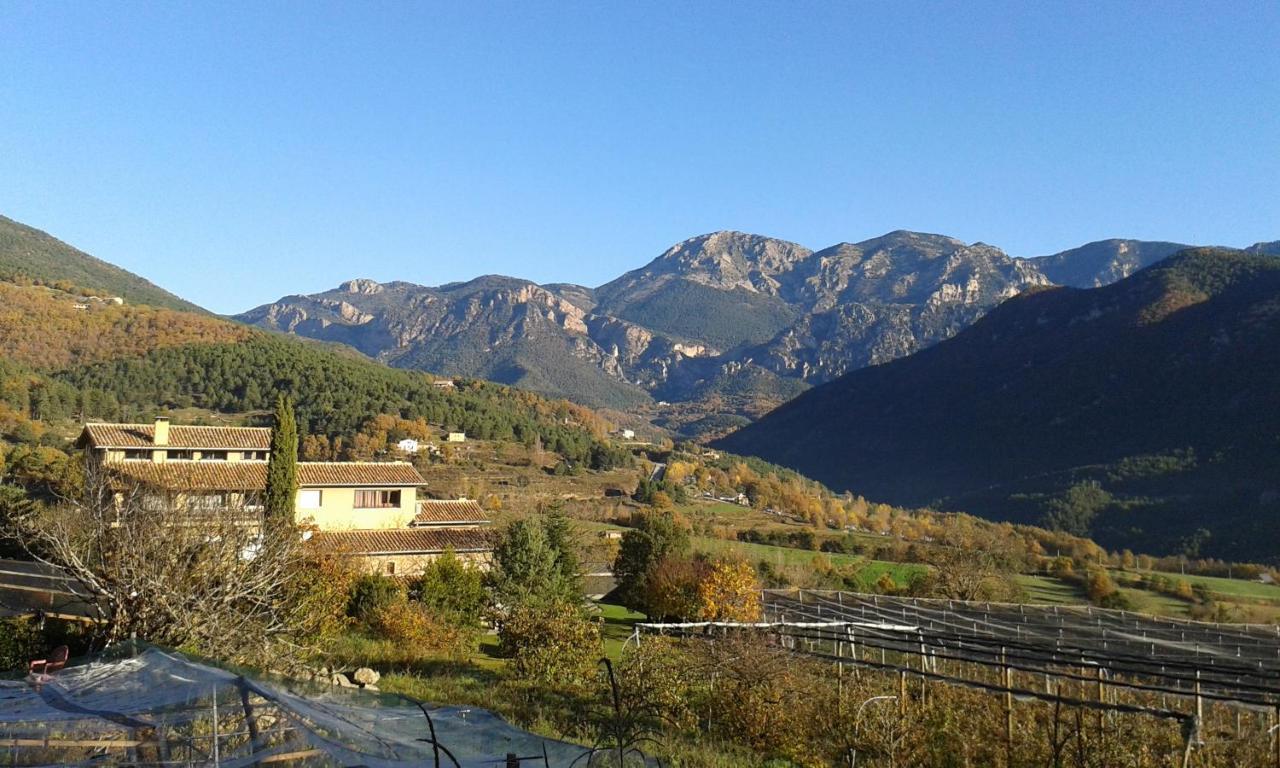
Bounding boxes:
236 231 1220 417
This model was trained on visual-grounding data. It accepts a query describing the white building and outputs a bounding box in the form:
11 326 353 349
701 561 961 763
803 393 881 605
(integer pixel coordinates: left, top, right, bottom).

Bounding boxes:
397 438 420 454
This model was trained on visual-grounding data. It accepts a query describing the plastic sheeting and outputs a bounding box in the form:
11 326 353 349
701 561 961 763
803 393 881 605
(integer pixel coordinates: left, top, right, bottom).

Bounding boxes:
0 645 592 767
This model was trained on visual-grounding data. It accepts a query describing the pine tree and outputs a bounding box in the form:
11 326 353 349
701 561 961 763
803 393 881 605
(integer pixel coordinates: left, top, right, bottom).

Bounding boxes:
264 394 298 523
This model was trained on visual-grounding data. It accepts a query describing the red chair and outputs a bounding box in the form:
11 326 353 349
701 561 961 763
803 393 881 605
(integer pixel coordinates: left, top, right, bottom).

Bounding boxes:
28 645 69 678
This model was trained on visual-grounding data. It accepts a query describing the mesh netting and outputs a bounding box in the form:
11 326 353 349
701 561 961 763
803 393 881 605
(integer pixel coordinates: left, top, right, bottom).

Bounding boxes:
0 645 592 766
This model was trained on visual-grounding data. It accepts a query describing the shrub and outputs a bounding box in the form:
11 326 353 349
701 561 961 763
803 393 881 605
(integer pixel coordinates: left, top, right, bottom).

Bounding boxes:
874 572 899 595
371 601 474 660
289 544 360 646
411 548 487 628
346 573 405 623
0 617 42 672
1174 579 1196 600
499 602 602 690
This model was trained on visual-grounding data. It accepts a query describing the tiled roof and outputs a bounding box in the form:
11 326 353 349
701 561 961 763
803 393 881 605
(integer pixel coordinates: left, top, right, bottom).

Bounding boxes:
107 461 266 491
313 528 493 555
413 499 490 526
80 423 271 450
106 461 424 491
297 462 425 487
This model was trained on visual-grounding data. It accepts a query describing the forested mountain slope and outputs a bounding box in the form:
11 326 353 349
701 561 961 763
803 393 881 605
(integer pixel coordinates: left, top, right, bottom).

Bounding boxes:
0 216 204 313
0 281 248 368
715 248 1280 561
0 271 621 471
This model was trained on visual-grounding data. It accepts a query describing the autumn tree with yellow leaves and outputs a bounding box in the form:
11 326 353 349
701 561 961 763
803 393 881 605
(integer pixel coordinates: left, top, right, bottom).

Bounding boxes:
697 559 762 622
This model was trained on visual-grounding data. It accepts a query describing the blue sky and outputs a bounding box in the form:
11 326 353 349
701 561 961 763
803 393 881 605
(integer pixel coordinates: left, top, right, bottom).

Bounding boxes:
2 2 1277 313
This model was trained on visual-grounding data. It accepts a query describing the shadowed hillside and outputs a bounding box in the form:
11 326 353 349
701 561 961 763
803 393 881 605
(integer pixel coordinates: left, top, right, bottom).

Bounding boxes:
716 248 1280 560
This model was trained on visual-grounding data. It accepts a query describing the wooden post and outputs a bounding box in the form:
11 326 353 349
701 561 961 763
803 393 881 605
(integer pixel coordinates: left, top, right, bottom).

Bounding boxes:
1180 722 1195 768
837 637 844 708
1194 669 1203 740
1273 705 1279 768
1001 648 1012 768
899 670 907 717
1096 666 1105 763
212 687 220 767
919 631 928 706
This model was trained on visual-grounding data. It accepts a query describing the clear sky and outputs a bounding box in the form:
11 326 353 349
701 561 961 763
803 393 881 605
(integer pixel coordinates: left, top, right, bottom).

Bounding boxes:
2 2 1277 314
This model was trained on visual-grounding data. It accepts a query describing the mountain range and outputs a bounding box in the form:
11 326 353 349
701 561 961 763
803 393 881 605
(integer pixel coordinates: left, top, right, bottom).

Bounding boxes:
3 211 1278 560
237 230 1264 431
715 247 1280 560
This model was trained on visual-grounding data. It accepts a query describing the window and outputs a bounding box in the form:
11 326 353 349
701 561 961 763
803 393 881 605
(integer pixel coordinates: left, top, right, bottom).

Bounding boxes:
242 450 267 461
167 450 194 460
297 489 322 510
123 449 152 461
197 451 228 461
385 562 396 575
188 493 230 511
354 489 401 509
141 493 170 511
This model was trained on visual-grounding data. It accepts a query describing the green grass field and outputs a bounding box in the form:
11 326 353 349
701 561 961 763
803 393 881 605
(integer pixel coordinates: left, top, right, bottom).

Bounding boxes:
1150 571 1280 602
690 535 926 590
1117 587 1190 617
1015 575 1083 605
595 601 645 659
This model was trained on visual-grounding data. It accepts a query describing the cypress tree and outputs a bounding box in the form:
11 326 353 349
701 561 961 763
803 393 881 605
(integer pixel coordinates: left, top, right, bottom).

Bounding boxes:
264 394 298 523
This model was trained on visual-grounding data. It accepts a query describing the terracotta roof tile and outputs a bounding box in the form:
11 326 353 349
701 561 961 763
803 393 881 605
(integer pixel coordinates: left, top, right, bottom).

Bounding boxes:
313 528 493 555
297 462 425 487
106 461 266 491
106 461 424 491
80 423 271 450
413 499 490 526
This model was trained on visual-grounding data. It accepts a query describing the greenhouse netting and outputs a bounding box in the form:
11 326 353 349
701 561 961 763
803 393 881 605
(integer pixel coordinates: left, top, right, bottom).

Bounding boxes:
0 644 595 767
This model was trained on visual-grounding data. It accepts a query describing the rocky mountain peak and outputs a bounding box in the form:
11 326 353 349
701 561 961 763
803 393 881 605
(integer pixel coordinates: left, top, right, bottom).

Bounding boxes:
595 232 813 310
339 278 384 295
650 231 814 289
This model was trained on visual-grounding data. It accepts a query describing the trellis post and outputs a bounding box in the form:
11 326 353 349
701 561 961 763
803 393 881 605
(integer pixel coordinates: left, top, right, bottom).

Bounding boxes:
837 633 844 707
1001 647 1012 768
1194 669 1203 723
1274 704 1279 768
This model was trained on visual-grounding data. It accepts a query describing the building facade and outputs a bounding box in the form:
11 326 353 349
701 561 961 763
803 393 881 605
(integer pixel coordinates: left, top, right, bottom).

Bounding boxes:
77 418 491 575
